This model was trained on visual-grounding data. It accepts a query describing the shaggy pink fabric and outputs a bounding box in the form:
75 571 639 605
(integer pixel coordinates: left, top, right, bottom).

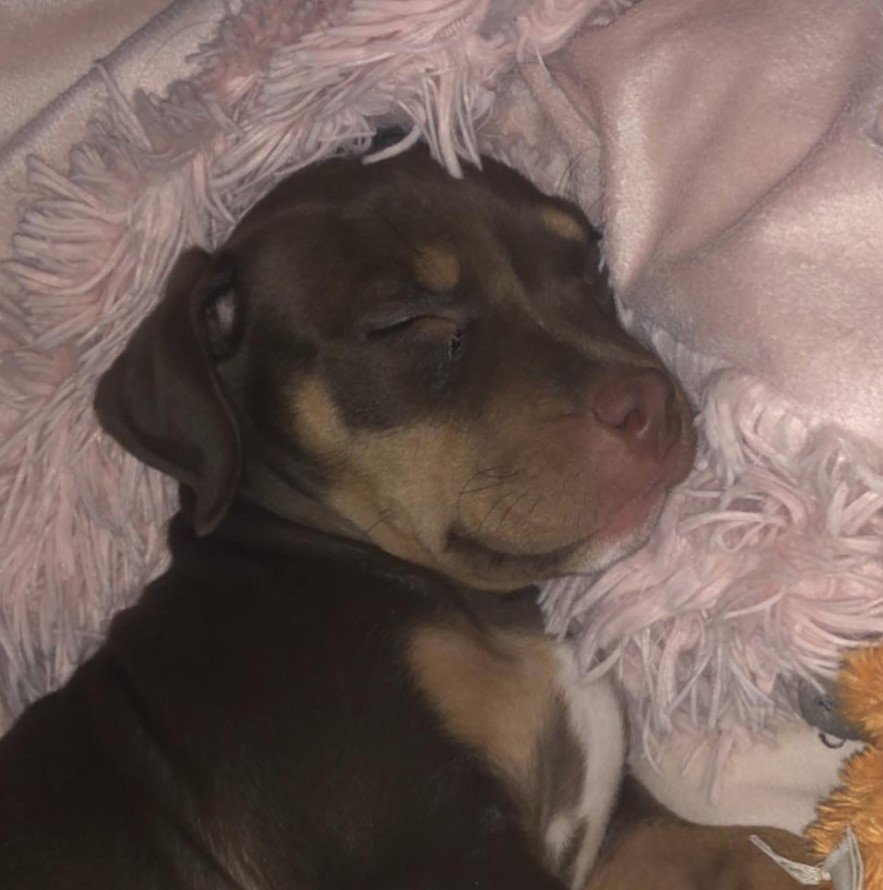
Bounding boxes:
0 0 621 725
483 0 883 794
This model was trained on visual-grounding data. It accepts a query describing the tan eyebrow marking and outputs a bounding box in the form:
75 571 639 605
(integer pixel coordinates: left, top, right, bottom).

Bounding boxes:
539 206 584 242
413 245 460 291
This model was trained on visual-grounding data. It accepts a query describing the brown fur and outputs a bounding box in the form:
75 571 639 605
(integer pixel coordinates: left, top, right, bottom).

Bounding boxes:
408 621 559 790
588 821 825 889
588 778 825 890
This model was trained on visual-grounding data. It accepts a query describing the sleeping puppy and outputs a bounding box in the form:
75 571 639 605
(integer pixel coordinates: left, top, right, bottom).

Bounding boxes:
0 147 809 888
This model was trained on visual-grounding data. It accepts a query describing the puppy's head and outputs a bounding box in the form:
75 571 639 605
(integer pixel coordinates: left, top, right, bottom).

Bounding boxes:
96 148 695 590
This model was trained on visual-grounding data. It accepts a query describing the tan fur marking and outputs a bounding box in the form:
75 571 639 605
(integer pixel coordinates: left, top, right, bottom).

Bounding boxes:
539 206 584 242
290 376 516 583
326 421 474 571
413 244 460 291
408 622 558 788
290 376 352 458
288 378 480 575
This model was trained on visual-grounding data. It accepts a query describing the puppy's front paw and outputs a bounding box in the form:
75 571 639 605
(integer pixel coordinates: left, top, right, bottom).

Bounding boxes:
586 823 829 889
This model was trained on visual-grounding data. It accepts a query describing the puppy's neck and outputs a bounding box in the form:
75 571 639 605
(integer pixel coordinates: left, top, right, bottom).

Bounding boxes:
191 495 547 636
237 458 369 545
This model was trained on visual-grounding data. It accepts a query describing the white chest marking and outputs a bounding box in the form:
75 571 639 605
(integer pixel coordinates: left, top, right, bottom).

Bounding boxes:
545 647 625 889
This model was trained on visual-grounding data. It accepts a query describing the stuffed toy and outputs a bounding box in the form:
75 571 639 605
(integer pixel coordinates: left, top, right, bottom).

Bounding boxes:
809 646 883 889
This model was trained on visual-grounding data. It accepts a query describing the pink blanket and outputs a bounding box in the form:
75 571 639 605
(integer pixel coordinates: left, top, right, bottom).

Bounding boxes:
486 0 883 792
2 0 882 803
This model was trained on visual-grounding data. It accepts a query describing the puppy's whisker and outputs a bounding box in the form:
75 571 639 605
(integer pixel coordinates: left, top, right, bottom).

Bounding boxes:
458 479 513 496
523 494 544 525
496 490 531 532
364 509 396 538
475 466 522 480
456 466 522 504
475 491 517 538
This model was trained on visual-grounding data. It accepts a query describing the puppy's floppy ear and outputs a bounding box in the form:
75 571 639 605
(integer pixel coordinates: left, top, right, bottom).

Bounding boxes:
95 247 241 535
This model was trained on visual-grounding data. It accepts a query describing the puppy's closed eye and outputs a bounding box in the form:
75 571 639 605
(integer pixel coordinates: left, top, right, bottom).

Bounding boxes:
381 315 467 392
356 289 460 337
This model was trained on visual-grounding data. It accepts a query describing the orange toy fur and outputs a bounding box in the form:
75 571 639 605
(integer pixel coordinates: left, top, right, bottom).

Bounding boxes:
808 646 883 888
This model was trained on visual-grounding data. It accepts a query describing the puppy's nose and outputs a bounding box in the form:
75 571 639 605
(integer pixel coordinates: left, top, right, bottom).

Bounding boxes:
592 368 678 461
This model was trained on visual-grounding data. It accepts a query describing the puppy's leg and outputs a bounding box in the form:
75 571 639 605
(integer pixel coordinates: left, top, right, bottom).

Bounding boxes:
585 777 827 889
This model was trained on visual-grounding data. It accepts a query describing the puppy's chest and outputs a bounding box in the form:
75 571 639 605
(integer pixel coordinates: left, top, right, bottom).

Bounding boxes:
406 611 625 888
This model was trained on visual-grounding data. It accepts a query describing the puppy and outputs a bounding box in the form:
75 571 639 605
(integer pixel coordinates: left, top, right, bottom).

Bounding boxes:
0 148 808 888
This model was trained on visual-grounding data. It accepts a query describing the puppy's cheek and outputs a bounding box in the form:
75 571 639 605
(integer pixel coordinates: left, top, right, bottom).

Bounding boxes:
320 421 478 566
289 375 353 461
